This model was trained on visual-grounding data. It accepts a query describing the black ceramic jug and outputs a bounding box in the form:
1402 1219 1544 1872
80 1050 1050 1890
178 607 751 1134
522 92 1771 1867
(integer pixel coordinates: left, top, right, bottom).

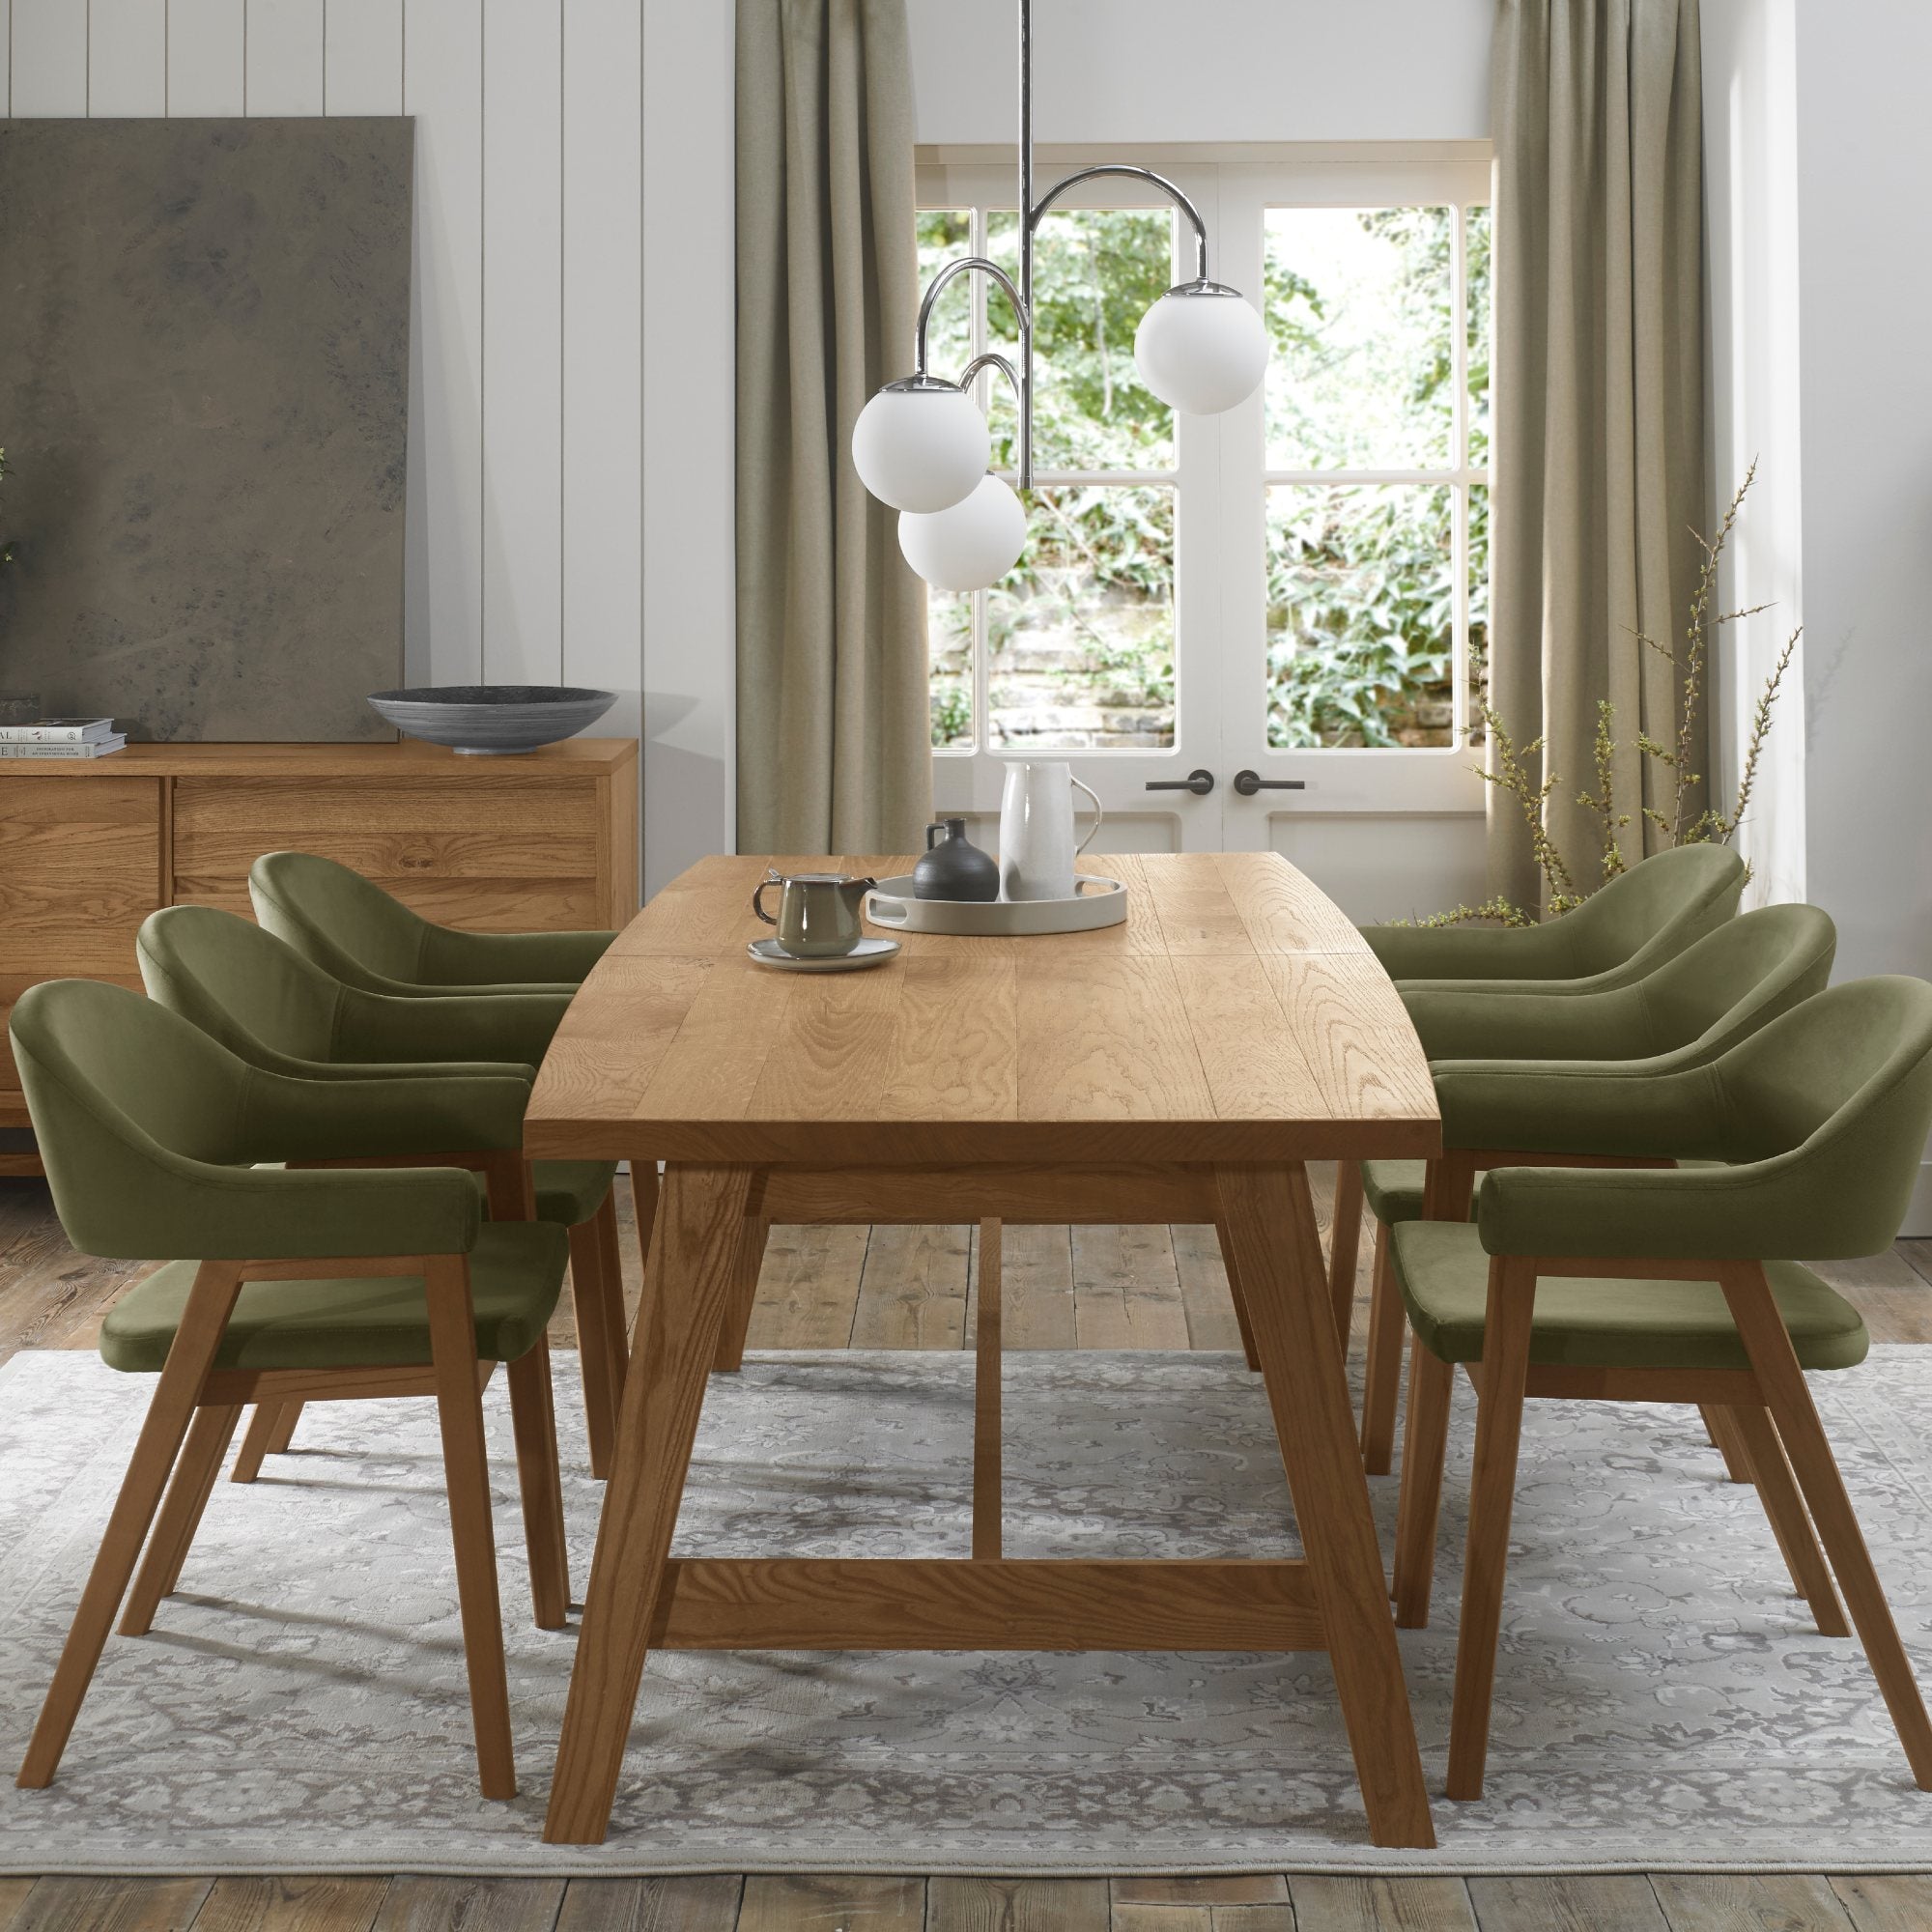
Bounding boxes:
913 817 1000 901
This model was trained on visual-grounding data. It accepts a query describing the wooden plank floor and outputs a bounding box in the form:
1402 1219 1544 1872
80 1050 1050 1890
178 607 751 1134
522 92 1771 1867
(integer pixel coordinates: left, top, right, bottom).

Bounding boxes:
3 1172 1931 1932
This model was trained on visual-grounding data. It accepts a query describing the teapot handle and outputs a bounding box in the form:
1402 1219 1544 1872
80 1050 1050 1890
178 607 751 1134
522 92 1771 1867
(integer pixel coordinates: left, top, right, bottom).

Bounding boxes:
1071 775 1104 856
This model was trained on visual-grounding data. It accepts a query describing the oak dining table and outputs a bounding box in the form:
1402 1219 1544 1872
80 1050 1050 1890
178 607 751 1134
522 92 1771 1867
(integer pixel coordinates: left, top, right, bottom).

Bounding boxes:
525 849 1443 1848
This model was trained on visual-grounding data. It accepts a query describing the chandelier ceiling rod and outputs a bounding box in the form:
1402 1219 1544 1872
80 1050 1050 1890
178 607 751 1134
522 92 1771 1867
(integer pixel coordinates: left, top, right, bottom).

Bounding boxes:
851 0 1269 593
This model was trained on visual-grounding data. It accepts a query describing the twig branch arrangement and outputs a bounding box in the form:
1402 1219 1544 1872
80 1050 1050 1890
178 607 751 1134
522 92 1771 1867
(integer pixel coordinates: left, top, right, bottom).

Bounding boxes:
1418 464 1799 928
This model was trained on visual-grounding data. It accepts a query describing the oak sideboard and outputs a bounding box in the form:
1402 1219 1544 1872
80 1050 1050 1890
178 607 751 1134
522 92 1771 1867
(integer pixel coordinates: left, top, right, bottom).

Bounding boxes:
0 738 639 1170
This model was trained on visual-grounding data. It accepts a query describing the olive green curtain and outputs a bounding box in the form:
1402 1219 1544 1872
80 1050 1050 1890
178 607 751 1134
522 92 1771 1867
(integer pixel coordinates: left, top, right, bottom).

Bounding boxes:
735 0 930 856
1487 0 1706 911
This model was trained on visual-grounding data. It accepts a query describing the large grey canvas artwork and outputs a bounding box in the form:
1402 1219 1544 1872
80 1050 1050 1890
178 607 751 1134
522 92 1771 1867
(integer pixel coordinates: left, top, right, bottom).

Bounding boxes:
0 118 412 740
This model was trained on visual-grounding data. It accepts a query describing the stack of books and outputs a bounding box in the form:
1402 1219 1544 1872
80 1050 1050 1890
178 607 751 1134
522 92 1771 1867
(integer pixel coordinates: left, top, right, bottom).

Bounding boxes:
0 718 128 759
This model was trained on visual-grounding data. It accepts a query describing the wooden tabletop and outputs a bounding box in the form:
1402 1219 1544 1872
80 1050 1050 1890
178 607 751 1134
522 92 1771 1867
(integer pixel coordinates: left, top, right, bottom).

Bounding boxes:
525 851 1439 1168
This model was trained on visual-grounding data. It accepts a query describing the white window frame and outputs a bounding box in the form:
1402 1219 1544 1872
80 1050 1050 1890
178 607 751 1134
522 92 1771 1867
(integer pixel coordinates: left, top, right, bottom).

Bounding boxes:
916 141 1493 829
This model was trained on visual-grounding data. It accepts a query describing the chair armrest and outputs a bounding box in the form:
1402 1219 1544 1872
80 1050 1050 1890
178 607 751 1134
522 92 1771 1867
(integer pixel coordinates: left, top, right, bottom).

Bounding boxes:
234 1065 532 1164
1360 919 1579 983
1432 1059 1726 1159
28 1084 484 1262
335 985 570 1069
181 1160 486 1261
1476 1151 1820 1262
418 924 615 989
1403 981 1650 1062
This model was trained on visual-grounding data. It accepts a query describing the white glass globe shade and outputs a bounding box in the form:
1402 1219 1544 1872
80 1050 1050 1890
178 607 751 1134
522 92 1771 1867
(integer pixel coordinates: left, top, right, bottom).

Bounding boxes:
898 474 1028 592
1134 285 1269 415
851 384 989 513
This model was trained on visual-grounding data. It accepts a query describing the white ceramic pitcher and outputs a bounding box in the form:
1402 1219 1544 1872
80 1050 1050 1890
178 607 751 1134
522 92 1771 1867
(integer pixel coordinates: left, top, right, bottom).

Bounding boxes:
999 760 1103 901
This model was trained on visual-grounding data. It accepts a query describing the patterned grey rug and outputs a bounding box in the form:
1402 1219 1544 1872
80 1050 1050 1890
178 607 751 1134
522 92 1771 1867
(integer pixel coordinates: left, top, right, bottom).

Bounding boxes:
3 1346 1932 1876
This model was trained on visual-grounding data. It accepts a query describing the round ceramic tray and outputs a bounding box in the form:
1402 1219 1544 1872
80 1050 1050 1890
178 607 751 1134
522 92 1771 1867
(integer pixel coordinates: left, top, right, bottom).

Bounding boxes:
863 874 1128 936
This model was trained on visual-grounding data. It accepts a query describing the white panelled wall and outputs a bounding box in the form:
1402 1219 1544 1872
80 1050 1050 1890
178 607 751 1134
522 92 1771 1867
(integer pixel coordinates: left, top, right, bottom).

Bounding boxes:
4 0 737 900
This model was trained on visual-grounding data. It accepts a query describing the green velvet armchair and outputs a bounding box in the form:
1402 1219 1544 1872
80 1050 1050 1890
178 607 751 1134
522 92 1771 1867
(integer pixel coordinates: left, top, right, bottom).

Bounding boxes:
249 850 616 998
9 979 573 1802
1360 842 1746 994
136 903 632 1479
1389 975 1932 1803
1341 902 1835 1474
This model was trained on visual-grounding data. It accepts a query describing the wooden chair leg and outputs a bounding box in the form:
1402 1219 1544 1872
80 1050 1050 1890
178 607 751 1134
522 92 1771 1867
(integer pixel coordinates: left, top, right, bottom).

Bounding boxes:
593 1183 632 1405
712 1211 769 1375
1391 1339 1453 1627
1700 1403 1751 1483
1213 1214 1263 1373
507 1337 571 1631
1328 1159 1365 1349
1445 1255 1537 1802
230 1404 281 1484
18 1261 244 1790
568 1210 620 1480
1721 1263 1932 1788
1724 1403 1849 1637
425 1255 518 1802
267 1401 302 1452
1360 1220 1405 1475
630 1161 660 1293
120 1404 243 1635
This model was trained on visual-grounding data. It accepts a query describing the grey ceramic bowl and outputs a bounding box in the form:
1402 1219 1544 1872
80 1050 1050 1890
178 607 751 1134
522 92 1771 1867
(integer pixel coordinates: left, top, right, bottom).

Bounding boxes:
367 684 617 754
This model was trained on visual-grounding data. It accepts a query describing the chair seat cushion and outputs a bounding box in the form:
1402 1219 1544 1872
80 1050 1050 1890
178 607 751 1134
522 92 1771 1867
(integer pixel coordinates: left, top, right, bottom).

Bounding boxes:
463 1160 615 1227
100 1222 570 1375
533 1160 617 1226
1362 1159 1428 1225
1388 1220 1868 1373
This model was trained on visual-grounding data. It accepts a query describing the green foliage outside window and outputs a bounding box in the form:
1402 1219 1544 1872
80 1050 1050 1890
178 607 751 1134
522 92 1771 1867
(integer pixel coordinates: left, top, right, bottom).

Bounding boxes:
915 200 1489 751
1264 206 1491 748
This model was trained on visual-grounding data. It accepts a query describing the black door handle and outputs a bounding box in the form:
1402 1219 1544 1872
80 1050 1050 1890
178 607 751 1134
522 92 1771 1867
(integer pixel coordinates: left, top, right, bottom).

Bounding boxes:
1144 768 1215 796
1233 770 1307 796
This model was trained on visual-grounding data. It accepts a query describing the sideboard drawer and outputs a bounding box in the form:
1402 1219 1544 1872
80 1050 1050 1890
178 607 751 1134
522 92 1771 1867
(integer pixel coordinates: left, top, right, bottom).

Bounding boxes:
171 775 606 929
0 777 164 973
0 775 164 1099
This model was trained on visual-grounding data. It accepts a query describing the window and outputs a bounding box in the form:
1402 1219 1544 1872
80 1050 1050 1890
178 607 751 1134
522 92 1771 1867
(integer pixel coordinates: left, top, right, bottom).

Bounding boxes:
918 203 1179 753
1264 203 1491 749
916 150 1492 776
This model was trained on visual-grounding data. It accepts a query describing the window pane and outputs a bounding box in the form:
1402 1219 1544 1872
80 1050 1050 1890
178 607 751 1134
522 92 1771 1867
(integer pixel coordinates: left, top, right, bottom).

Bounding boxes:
1466 479 1490 746
929 589 975 750
987 207 1175 471
1466 205 1492 468
1265 484 1453 748
916 210 975 383
988 486 1174 750
1264 207 1455 470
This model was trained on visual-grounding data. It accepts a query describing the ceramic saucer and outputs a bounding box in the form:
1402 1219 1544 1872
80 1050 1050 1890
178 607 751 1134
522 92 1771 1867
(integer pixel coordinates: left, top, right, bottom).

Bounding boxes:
747 936 901 973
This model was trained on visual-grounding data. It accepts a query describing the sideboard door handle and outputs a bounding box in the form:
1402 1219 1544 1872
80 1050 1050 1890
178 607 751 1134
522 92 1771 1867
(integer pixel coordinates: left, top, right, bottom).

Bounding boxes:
1144 768 1215 796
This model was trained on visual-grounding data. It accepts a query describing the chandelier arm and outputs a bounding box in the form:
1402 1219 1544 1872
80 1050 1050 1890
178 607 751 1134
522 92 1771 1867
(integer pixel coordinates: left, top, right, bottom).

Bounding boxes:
1028 164 1211 281
957 353 1023 409
914 257 1030 380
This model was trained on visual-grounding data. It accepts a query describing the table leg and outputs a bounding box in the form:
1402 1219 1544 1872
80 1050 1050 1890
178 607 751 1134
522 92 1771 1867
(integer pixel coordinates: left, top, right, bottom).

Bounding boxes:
1215 1161 1435 1851
543 1162 754 1844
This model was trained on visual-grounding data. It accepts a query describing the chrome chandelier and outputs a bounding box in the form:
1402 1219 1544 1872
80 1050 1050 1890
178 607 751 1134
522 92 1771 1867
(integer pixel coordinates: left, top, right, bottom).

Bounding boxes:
852 0 1270 593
